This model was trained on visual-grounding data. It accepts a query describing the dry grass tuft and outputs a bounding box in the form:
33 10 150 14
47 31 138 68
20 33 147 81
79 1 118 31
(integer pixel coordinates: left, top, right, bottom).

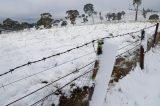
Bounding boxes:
59 86 90 106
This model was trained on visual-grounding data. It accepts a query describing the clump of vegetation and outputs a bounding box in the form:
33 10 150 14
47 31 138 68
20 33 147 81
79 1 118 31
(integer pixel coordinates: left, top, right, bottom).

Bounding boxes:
59 86 90 106
61 21 67 27
53 20 60 27
149 14 159 20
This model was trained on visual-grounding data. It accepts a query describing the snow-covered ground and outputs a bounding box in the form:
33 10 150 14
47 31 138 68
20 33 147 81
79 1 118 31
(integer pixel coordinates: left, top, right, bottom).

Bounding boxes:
0 21 158 106
104 45 160 106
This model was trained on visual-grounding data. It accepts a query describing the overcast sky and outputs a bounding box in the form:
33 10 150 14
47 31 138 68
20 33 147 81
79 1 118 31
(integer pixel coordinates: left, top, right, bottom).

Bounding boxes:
0 0 160 20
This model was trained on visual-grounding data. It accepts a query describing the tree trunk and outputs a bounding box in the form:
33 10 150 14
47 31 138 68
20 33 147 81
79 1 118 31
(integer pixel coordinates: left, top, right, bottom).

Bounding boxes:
91 15 95 24
135 4 139 21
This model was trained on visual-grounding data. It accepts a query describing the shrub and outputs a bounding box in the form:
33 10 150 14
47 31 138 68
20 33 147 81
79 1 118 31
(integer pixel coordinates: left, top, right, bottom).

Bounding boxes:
149 14 159 20
61 21 67 27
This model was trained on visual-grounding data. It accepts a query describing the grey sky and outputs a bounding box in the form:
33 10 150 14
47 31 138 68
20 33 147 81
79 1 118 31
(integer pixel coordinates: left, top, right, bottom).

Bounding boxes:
0 0 160 20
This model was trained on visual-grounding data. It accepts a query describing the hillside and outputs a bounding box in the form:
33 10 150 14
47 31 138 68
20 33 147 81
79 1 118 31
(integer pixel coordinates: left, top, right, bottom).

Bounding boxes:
0 21 159 106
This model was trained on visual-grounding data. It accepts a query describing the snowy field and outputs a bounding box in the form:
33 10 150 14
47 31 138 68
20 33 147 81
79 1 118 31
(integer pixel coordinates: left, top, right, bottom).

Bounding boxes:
0 21 159 106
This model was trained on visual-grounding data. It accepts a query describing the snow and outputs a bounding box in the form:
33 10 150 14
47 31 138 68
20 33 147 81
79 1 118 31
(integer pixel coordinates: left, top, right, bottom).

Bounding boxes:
90 40 118 106
104 46 160 106
0 20 158 105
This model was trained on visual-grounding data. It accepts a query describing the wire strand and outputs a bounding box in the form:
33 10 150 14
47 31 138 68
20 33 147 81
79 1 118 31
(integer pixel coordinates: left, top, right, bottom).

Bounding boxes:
30 66 95 106
118 39 140 50
0 24 156 77
5 60 95 106
117 43 141 57
0 51 95 89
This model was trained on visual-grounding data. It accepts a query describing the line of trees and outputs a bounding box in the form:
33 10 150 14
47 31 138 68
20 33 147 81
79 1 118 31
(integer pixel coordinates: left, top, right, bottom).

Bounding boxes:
105 11 125 21
0 18 35 31
0 1 159 32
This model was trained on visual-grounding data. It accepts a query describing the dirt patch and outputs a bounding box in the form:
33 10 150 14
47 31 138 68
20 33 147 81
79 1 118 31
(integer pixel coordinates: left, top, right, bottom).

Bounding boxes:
156 32 160 43
109 49 140 84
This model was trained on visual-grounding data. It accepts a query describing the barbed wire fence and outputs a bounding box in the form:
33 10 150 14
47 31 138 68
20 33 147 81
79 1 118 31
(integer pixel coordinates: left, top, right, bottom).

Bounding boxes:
109 23 159 84
0 23 159 106
0 24 156 77
5 60 95 106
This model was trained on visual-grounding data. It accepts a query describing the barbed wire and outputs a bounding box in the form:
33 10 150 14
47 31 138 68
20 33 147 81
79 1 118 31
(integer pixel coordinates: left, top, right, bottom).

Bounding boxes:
2 23 158 106
5 60 95 106
108 24 156 38
118 39 140 50
0 51 95 89
0 42 94 77
0 39 140 88
117 43 141 57
0 24 156 77
30 66 95 106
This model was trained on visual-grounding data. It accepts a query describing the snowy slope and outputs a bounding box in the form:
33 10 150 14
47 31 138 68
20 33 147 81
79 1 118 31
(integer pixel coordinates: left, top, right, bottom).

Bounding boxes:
104 45 160 106
0 22 157 105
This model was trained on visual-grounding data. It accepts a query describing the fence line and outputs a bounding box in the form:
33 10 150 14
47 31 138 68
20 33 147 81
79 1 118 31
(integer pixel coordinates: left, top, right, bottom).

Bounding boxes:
31 22 159 106
35 23 159 106
5 60 95 106
2 23 159 106
118 39 140 50
0 24 156 77
109 23 159 86
117 43 141 57
30 66 95 106
0 51 95 89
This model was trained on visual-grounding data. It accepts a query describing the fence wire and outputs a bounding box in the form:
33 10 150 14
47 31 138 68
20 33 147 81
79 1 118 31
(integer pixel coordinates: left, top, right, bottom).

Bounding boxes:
0 51 95 89
5 61 95 106
0 24 156 77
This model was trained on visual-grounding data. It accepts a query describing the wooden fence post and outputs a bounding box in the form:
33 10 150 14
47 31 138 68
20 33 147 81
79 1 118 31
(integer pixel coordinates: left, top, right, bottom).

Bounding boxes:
153 23 159 47
140 30 145 70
